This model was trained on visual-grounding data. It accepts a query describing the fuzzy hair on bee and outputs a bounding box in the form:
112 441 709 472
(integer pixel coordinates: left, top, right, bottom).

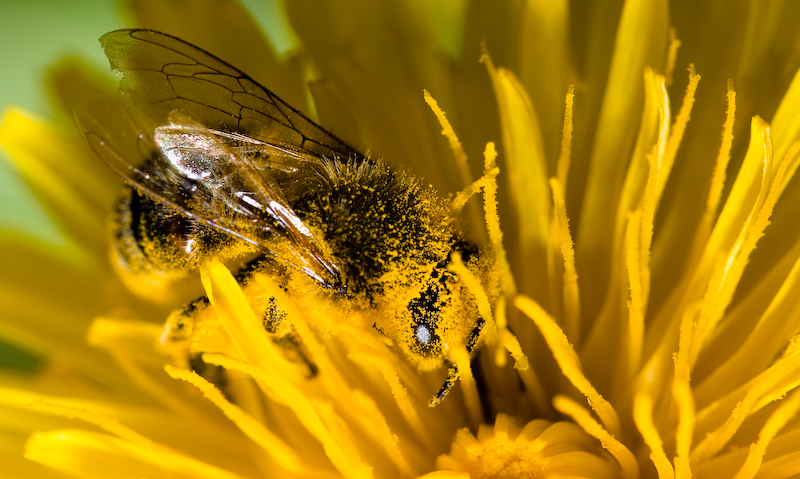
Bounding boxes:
75 28 493 406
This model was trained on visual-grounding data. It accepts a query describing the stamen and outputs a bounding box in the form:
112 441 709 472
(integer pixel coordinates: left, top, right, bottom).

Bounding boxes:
87 317 194 415
515 295 621 436
423 89 470 190
549 176 580 342
26 400 156 447
556 85 574 188
482 142 517 297
165 366 306 474
733 389 800 478
664 28 681 88
633 393 675 479
204 353 372 479
553 395 640 479
452 346 481 425
691 78 736 264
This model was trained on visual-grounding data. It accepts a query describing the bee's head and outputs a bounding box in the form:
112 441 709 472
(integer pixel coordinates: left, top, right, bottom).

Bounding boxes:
390 241 486 372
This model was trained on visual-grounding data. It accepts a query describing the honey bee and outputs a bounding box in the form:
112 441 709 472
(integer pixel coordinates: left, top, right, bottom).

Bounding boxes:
75 29 490 405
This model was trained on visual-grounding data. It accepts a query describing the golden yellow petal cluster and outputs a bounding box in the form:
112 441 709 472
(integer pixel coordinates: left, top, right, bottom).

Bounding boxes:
428 414 621 479
3 1 800 478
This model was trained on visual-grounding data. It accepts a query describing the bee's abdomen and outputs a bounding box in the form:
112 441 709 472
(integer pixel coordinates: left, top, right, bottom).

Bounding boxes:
111 187 230 282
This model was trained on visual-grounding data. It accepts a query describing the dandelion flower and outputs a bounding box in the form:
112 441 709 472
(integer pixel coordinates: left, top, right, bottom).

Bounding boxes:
3 1 800 478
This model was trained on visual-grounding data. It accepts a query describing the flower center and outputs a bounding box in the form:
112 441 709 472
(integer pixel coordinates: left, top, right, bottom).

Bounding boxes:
463 437 545 478
434 416 621 479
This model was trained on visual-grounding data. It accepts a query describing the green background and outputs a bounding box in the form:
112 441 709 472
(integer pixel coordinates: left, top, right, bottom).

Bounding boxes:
0 0 295 246
0 0 294 369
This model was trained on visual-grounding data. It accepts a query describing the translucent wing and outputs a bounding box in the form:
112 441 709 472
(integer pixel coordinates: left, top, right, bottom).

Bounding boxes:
73 30 360 287
99 29 358 161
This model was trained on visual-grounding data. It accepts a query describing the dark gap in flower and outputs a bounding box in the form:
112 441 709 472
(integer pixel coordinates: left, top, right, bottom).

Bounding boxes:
472 353 493 424
0 341 42 373
189 352 230 400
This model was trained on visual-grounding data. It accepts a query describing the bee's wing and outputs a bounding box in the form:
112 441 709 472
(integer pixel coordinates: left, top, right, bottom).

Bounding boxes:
99 28 359 162
75 95 342 287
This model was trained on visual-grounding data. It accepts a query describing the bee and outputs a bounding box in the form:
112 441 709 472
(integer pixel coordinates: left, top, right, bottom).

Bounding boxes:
75 29 490 405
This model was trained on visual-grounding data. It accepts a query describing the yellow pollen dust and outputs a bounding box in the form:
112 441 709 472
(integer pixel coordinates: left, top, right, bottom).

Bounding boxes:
454 437 544 478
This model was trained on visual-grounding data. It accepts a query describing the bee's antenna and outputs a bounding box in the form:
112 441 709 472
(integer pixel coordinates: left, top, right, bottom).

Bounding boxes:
428 316 486 407
465 316 486 352
429 365 460 406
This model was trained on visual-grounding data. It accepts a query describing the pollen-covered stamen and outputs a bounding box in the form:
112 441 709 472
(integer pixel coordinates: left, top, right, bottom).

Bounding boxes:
515 296 622 437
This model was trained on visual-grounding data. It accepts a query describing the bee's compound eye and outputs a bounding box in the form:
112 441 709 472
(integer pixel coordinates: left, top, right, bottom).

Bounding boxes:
415 324 432 345
405 275 447 359
409 319 440 359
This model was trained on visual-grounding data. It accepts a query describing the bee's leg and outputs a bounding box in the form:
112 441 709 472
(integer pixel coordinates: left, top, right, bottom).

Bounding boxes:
160 295 233 395
262 296 319 378
465 316 486 354
262 296 287 334
159 295 209 357
428 316 486 406
272 334 319 378
429 364 460 406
